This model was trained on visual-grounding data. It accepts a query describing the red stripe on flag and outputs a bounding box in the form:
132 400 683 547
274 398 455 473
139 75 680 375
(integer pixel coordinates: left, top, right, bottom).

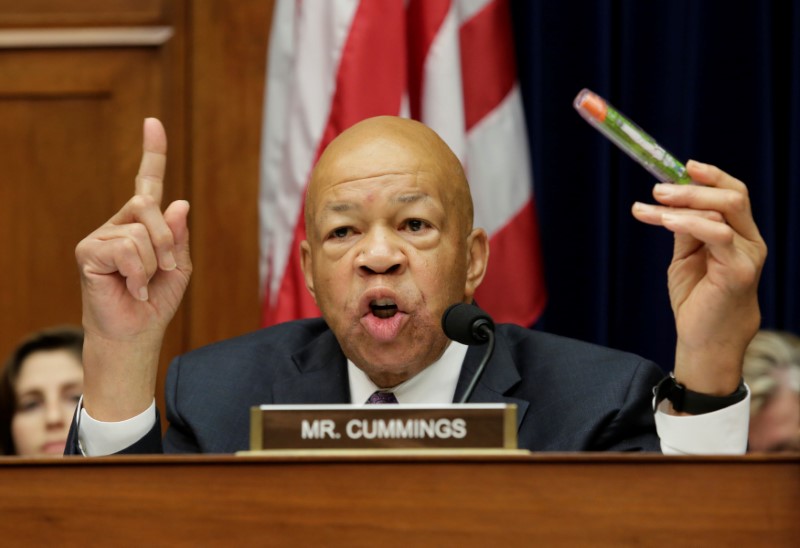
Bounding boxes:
406 0 451 120
459 0 517 131
475 199 547 325
319 0 407 146
263 0 408 326
262 205 317 327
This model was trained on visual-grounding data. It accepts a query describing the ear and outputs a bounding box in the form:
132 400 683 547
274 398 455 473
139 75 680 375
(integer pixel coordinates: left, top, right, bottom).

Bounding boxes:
464 228 489 300
299 240 317 303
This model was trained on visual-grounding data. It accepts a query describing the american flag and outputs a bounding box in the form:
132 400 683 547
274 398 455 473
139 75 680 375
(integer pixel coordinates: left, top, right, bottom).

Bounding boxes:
259 0 546 327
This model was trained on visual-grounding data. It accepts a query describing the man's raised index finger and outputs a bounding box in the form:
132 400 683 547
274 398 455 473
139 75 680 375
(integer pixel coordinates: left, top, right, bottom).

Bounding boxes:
135 117 168 204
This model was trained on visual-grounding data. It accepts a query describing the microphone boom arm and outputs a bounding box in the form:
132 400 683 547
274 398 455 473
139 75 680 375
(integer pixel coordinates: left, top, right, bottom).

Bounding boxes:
458 327 495 403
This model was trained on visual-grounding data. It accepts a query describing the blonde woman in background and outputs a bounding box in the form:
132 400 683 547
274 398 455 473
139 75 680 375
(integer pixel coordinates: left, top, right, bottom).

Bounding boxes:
742 330 800 452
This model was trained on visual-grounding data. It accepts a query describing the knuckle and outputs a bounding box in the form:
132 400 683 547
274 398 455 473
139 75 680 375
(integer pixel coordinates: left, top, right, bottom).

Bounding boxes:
754 239 768 264
151 230 175 250
708 211 725 223
127 223 149 241
135 174 162 188
732 178 749 196
129 194 157 211
79 262 95 280
706 164 723 179
725 191 747 213
74 238 90 261
719 224 736 245
736 263 760 288
116 237 139 258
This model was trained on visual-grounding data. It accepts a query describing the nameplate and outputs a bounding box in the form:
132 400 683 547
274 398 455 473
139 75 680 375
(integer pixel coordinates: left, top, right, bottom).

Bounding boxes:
249 404 517 451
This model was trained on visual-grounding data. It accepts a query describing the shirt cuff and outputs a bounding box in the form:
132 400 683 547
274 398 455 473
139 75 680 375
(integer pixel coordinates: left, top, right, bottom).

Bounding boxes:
78 400 158 456
655 385 750 455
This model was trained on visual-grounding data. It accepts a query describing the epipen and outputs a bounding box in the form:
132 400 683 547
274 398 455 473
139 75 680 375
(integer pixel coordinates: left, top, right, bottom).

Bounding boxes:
573 88 692 184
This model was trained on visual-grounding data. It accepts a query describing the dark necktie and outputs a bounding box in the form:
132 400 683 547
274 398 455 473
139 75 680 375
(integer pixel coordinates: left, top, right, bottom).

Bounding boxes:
366 391 399 404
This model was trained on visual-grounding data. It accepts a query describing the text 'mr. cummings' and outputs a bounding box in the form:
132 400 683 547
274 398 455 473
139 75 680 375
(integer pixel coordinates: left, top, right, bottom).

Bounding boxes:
301 418 467 440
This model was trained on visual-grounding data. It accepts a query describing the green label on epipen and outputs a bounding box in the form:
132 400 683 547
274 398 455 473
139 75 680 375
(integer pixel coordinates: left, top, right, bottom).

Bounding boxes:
605 108 692 184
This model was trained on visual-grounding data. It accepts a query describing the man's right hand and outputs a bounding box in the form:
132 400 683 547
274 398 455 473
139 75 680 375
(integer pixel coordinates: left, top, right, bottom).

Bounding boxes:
75 118 191 421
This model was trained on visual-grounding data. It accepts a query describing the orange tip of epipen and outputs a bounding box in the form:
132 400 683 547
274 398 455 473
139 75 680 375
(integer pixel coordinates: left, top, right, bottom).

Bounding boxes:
577 90 607 122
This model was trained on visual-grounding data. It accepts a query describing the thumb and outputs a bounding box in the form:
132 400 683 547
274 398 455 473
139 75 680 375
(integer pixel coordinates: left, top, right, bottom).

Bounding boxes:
164 200 191 269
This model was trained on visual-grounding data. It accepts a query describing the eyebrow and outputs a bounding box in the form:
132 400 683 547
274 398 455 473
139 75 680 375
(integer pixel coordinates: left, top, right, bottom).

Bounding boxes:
17 381 83 397
393 193 429 205
325 202 356 213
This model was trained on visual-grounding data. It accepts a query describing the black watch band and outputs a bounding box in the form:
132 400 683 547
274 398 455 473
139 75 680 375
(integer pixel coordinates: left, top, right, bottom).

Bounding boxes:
653 374 747 414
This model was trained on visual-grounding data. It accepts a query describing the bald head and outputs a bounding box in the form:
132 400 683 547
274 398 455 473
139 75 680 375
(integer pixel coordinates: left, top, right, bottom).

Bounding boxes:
305 116 473 239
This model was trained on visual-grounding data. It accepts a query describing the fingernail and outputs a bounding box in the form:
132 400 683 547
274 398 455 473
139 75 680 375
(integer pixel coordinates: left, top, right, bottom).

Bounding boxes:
687 159 708 170
162 252 177 271
653 183 675 196
139 287 149 301
633 201 653 212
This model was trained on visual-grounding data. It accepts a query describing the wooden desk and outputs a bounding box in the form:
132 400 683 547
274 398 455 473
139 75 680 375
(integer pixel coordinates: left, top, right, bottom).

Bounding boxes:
0 453 797 546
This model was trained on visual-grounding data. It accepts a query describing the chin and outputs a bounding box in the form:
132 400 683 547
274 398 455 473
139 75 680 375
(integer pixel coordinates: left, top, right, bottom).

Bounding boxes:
364 366 416 388
360 350 431 384
39 442 67 457
37 452 66 458
340 321 447 379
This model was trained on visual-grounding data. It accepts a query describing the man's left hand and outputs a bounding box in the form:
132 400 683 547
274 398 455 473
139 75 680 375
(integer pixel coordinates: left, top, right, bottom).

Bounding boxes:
632 160 767 397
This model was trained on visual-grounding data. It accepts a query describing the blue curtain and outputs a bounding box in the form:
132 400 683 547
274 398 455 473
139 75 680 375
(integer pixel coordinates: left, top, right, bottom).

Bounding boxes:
511 0 800 371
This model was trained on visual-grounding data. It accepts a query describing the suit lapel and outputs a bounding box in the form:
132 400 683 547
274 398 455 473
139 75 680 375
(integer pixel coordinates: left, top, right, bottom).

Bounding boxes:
272 328 351 404
454 335 530 429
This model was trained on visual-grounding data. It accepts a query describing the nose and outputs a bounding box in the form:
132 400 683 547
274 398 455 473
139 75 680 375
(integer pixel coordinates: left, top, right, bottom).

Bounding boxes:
45 398 68 428
355 227 407 276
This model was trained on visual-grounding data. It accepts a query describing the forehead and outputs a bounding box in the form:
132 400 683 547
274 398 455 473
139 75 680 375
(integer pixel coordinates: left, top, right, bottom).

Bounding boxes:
16 350 83 391
311 140 460 209
320 129 442 179
315 169 444 209
305 117 473 233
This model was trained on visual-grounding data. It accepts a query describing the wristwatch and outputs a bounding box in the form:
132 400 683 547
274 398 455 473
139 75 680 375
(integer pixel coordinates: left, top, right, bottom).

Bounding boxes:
654 373 747 414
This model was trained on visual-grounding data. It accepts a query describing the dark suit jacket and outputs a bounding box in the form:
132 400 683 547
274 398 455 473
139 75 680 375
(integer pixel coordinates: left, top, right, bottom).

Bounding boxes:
68 319 663 454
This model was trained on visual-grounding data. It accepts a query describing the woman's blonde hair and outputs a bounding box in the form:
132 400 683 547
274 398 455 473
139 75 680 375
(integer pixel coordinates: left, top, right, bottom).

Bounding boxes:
742 330 800 416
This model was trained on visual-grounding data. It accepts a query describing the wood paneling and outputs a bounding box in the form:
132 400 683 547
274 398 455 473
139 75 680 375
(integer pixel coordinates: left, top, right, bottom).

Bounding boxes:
0 47 175 346
0 0 276 429
187 0 274 348
0 3 186 424
0 454 798 545
0 0 164 27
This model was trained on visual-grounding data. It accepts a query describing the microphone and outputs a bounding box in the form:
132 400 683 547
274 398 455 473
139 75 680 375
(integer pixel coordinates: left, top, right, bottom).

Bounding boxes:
441 303 496 403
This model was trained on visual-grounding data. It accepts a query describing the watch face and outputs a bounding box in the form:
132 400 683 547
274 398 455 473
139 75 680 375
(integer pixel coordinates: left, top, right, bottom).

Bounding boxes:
654 375 685 411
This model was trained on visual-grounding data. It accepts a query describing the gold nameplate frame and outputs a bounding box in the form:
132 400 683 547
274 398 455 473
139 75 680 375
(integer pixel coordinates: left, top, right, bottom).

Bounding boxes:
247 404 518 451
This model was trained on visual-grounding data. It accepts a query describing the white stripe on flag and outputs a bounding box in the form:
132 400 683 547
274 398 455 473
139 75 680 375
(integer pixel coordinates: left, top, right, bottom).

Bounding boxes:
259 0 360 300
465 85 533 236
455 0 495 22
419 6 466 161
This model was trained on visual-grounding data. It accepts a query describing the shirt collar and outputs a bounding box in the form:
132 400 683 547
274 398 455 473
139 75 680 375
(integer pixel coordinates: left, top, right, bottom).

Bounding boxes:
348 341 468 404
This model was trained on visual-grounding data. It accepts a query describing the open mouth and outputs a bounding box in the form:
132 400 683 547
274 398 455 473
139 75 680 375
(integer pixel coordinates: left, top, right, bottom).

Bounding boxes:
361 294 407 342
370 298 399 319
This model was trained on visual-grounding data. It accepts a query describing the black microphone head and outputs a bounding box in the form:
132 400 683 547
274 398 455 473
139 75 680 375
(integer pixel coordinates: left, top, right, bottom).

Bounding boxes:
441 303 495 346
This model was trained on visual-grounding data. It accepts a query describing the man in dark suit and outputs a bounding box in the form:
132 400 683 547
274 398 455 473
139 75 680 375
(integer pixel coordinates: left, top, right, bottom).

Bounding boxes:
69 116 765 455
